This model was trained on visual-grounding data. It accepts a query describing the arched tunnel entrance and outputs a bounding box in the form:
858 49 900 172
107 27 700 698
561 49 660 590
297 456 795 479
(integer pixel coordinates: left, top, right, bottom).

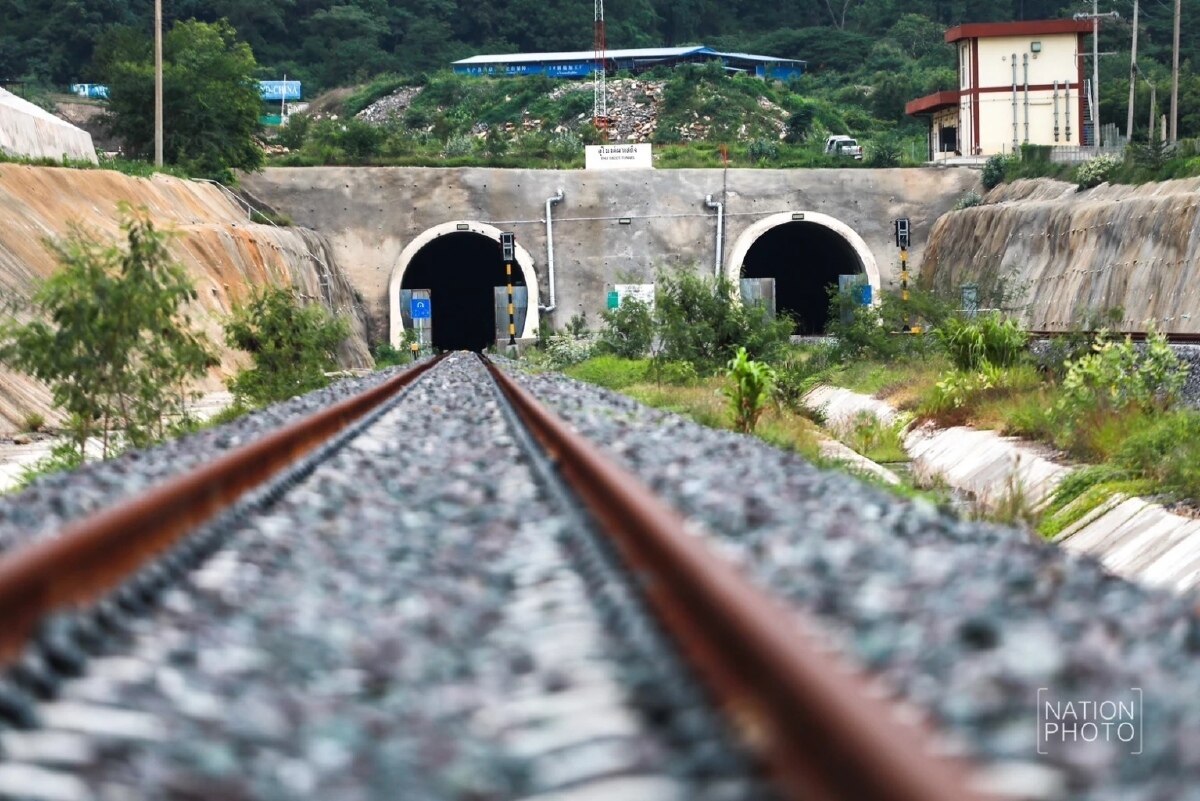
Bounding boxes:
389 222 540 351
401 233 521 351
728 212 880 335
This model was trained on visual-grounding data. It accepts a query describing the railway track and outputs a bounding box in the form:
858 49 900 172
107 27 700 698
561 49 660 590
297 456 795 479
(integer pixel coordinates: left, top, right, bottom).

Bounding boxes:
0 353 993 801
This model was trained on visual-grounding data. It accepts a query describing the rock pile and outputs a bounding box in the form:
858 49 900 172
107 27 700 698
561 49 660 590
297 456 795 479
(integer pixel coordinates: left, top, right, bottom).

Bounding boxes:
355 86 423 124
353 76 787 143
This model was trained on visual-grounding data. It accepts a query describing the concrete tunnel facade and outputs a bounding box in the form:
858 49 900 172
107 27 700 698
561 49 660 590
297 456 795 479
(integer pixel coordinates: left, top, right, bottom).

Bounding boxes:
389 220 541 348
242 167 981 344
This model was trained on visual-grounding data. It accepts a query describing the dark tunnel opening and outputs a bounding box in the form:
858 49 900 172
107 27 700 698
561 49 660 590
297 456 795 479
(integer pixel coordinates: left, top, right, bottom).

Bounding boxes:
740 221 865 334
401 232 523 351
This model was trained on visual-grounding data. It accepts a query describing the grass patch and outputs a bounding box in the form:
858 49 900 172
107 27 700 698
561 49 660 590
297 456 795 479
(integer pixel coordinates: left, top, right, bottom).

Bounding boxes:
564 356 651 390
1036 465 1151 539
836 410 909 463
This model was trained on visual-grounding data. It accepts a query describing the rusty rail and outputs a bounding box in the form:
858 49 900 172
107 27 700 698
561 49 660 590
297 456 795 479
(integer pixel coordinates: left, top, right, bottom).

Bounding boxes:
1028 329 1200 344
484 356 993 801
0 356 443 667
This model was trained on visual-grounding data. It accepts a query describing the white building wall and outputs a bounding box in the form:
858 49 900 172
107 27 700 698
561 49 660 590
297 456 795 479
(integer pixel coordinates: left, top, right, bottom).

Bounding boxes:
977 34 1078 87
957 32 1083 156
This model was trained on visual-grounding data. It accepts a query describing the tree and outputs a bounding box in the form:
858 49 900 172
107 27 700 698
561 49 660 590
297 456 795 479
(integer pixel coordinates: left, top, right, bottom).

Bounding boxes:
0 207 216 460
103 19 263 179
224 286 349 406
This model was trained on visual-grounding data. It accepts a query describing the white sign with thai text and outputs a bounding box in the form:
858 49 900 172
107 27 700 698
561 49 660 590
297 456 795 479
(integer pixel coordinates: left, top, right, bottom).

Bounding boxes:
586 144 653 170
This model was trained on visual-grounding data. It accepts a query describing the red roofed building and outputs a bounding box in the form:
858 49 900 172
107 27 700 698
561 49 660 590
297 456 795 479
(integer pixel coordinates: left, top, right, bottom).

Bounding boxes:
906 19 1093 161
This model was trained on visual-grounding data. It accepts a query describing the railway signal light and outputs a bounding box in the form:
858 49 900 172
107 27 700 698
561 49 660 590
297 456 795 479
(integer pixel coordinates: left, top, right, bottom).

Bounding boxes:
502 232 517 347
894 217 910 249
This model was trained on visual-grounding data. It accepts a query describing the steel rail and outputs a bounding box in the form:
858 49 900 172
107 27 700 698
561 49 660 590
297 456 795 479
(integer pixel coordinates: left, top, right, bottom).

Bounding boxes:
484 356 994 801
0 355 444 667
1028 329 1200 344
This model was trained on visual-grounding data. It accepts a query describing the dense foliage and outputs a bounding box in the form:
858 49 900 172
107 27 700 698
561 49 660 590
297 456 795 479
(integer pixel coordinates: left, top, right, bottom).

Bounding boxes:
224 286 349 405
0 208 216 460
6 1 1200 142
102 19 264 179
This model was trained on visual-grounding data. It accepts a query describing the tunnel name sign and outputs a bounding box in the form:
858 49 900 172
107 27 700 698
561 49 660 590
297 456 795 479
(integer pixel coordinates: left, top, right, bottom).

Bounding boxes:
586 144 653 170
411 298 432 319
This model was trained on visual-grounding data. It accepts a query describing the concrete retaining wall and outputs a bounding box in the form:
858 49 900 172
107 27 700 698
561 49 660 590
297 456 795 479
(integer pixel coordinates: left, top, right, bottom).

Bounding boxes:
242 166 979 342
921 177 1200 334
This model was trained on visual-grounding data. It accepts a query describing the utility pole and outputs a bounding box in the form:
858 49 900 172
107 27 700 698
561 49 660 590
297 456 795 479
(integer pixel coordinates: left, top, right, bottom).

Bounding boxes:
1171 0 1181 143
154 0 163 167
1074 6 1120 149
1127 0 1138 142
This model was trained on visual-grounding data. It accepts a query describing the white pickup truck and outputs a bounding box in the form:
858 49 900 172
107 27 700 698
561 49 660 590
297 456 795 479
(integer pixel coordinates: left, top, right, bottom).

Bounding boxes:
825 135 863 160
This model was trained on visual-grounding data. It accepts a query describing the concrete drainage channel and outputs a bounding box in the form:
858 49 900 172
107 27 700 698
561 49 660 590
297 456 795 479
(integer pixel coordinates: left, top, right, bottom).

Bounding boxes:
802 384 1200 593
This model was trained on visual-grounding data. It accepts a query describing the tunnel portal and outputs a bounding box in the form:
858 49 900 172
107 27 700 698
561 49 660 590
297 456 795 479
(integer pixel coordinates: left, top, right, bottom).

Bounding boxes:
739 221 867 334
400 232 524 352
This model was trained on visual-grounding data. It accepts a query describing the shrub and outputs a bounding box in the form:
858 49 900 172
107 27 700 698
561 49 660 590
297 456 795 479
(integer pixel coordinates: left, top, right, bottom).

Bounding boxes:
981 153 1011 190
15 441 86 489
773 344 837 408
544 335 592 369
596 298 653 359
1113 411 1200 499
224 286 349 406
20 412 45 433
1057 328 1186 421
1075 154 1120 190
724 347 776 434
443 134 475 158
954 191 982 210
866 134 903 167
0 208 216 460
646 359 700 387
934 314 1028 370
748 138 780 163
784 105 816 143
654 269 793 372
275 113 311 150
841 410 910 463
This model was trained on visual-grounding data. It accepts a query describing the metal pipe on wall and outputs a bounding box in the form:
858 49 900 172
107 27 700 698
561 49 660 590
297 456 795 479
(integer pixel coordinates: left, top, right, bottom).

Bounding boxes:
1012 54 1019 152
1023 53 1030 144
1053 81 1060 142
704 194 724 278
1065 85 1072 142
539 188 565 313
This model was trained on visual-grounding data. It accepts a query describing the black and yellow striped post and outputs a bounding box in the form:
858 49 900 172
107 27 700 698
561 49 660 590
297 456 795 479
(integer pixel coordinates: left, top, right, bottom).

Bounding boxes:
501 232 517 348
894 217 912 332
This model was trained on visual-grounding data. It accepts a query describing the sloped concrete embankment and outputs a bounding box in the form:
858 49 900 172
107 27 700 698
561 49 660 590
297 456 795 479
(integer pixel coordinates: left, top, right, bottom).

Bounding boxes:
0 88 97 163
920 177 1200 334
803 385 1200 592
0 164 372 435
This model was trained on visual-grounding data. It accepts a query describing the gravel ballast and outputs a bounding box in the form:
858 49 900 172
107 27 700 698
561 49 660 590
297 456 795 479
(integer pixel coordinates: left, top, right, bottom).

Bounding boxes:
511 365 1200 801
0 367 412 556
0 354 755 801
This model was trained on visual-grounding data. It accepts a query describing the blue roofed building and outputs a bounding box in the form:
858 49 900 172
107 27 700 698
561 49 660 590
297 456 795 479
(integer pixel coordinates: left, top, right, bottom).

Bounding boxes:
452 46 804 81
